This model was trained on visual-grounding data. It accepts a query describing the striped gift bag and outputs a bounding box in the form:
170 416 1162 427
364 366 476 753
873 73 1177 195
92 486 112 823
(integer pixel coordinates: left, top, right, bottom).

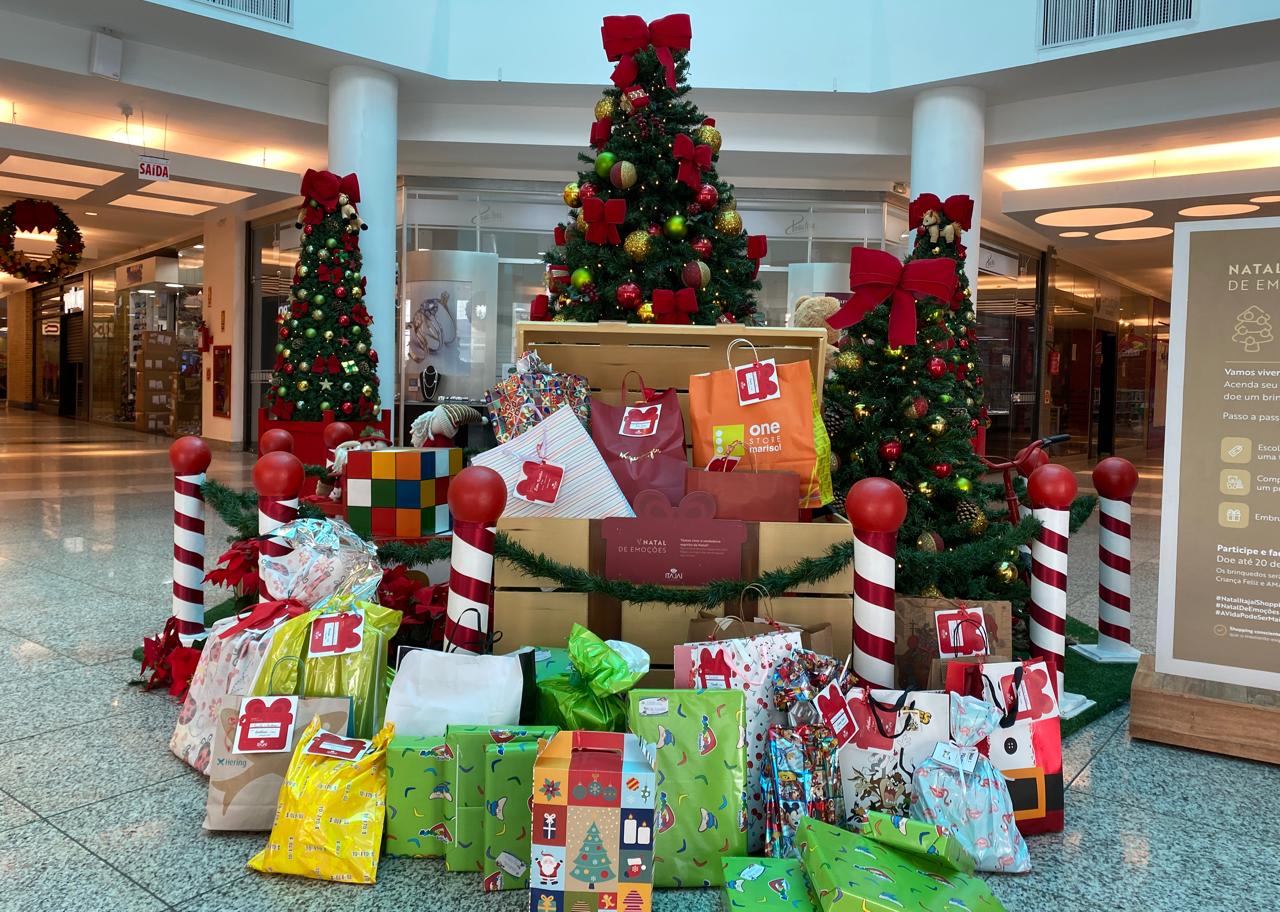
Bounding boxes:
471 405 635 519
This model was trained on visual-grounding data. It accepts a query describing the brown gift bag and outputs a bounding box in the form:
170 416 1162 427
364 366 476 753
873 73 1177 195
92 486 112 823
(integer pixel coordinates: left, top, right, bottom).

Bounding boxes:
684 442 801 523
686 584 835 656
204 694 352 831
894 596 1012 689
927 654 1013 690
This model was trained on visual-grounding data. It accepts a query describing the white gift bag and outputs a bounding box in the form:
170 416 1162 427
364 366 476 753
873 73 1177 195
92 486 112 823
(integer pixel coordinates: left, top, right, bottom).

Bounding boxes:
384 648 524 738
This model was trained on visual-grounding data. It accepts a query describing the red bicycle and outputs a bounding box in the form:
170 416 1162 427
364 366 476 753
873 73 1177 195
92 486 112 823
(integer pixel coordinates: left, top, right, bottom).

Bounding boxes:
978 434 1070 524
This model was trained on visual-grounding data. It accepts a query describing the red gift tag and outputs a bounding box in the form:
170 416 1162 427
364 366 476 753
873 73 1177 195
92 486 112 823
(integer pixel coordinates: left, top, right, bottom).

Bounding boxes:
934 606 989 658
619 404 661 437
514 460 564 504
1001 663 1057 722
815 682 859 748
303 729 372 762
309 611 365 657
233 695 299 754
847 690 896 753
735 358 781 405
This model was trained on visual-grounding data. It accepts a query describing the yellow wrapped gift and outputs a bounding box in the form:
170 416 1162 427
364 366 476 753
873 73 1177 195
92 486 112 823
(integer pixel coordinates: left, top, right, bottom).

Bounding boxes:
247 716 394 884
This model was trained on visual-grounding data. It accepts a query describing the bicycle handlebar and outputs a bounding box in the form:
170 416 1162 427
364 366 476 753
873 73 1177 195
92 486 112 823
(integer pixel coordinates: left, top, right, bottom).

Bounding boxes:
1041 434 1070 445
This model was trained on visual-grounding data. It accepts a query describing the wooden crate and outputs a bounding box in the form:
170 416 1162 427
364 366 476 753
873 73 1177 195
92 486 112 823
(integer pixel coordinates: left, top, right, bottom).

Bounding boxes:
492 515 853 672
514 322 828 446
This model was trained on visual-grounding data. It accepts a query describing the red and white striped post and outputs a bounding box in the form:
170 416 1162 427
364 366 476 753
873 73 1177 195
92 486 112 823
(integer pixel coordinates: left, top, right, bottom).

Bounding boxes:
847 477 908 688
442 466 507 655
1027 464 1094 719
169 436 212 645
253 451 305 604
1074 457 1141 663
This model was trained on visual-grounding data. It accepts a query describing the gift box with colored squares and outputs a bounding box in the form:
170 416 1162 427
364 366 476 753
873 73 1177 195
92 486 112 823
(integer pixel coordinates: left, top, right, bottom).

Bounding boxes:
343 447 463 539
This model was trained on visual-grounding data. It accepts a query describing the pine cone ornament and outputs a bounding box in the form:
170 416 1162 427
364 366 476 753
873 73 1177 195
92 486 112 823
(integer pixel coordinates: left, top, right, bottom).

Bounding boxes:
955 500 989 535
822 401 850 441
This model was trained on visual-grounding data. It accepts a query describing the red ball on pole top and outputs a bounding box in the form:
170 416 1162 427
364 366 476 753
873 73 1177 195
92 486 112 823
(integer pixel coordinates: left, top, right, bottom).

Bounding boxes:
259 428 294 455
448 466 508 524
1018 448 1050 479
1028 463 1077 509
169 435 211 476
1092 456 1138 500
253 451 305 498
847 477 909 534
322 421 356 449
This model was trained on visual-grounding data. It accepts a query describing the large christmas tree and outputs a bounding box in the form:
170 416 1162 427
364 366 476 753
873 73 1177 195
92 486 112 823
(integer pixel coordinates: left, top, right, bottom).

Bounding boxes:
537 14 765 325
824 194 1031 602
266 169 381 422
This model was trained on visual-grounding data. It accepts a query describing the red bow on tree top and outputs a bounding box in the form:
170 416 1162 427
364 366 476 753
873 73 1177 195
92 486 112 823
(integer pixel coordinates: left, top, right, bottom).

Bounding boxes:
653 287 698 324
672 133 713 190
11 199 59 233
829 247 958 347
300 169 361 212
582 197 626 245
601 13 692 90
908 193 973 230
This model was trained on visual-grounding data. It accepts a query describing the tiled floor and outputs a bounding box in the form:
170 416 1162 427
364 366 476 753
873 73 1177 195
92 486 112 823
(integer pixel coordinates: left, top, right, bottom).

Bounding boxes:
0 410 1274 911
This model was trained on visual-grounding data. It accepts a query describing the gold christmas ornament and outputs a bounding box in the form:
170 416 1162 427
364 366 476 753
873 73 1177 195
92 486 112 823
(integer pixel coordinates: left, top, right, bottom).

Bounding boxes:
362 384 373 396
695 121 722 154
623 229 652 262
609 160 637 190
916 531 944 552
637 301 655 323
920 584 944 598
932 246 941 254
562 182 581 207
594 96 615 121
853 403 872 420
996 561 1018 583
836 351 864 371
927 416 948 438
281 348 291 359
551 314 568 322
884 345 904 358
296 380 309 392
575 211 588 234
916 480 934 499
323 330 334 341
714 208 743 236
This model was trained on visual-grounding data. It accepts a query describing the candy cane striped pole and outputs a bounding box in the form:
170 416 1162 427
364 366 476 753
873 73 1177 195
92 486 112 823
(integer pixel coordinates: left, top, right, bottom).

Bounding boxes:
1074 457 1142 663
442 466 508 655
847 478 908 688
253 450 305 604
169 437 212 645
1027 464 1095 719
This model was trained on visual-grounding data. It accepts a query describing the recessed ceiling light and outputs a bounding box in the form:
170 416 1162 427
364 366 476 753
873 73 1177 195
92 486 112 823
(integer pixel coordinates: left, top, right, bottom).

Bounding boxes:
0 176 93 200
194 244 204 250
84 211 98 216
997 136 1280 189
0 155 122 186
1058 231 1089 238
1250 195 1280 203
137 180 253 204
1179 203 1260 217
165 283 183 288
1035 207 1153 227
1095 226 1174 241
109 194 215 216
136 289 156 295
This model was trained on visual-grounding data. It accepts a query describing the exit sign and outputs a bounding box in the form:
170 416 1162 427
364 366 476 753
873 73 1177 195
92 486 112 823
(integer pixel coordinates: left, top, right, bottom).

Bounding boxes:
138 154 170 181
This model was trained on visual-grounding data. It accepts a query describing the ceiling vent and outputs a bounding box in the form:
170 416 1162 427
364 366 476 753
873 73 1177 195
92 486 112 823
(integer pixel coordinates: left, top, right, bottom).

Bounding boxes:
1039 0 1193 48
193 0 292 27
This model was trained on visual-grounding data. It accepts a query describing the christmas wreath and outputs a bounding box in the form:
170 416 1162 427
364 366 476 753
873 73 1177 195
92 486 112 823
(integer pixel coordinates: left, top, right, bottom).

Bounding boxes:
0 199 84 283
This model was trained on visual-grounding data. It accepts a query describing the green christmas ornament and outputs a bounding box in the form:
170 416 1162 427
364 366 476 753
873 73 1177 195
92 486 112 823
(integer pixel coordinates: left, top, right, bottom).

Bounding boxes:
274 343 284 354
306 245 316 254
571 267 593 290
326 237 338 249
305 327 317 339
663 214 688 239
320 401 331 410
350 325 362 336
289 319 299 329
313 293 326 306
955 477 973 493
277 385 289 397
594 151 617 178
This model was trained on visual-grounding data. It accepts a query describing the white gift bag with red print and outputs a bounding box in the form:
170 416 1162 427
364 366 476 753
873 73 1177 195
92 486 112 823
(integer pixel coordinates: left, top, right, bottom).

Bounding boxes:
674 629 802 852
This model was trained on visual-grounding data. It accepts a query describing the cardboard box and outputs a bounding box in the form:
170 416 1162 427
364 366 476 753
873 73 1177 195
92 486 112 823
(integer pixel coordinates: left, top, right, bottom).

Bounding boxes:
529 731 656 912
344 446 463 540
721 857 818 911
384 736 455 857
482 741 541 892
895 597 1012 689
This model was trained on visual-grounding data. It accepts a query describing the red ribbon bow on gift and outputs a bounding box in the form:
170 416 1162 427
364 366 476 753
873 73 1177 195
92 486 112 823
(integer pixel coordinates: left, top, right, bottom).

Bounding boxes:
11 199 59 233
590 116 613 150
746 234 767 279
582 197 626 245
217 598 309 640
531 294 551 321
601 13 691 90
909 192 973 230
300 169 361 212
672 133 713 190
830 247 958 347
653 287 698 324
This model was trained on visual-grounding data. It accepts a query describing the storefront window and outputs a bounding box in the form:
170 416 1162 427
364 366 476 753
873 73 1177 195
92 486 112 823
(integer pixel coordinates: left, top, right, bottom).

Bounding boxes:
35 286 61 410
1046 262 1098 456
975 243 1040 458
0 298 7 400
248 219 301 442
90 269 124 422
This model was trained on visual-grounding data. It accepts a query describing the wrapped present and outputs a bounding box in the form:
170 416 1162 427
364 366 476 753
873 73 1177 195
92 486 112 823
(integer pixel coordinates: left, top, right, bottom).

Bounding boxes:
529 731 657 912
722 856 819 911
537 625 649 732
343 446 463 539
255 517 382 606
483 741 543 891
627 689 747 887
484 349 590 443
760 725 843 858
247 718 394 884
384 735 456 857
894 597 1012 689
444 724 558 873
857 810 974 874
795 816 1006 912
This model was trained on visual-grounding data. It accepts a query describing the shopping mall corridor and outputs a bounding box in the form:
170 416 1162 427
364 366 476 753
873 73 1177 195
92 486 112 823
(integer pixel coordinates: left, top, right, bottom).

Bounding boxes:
0 410 1274 911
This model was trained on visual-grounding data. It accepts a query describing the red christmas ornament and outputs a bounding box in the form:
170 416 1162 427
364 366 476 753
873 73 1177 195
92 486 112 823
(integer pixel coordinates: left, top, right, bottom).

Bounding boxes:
278 327 289 339
647 224 661 236
578 183 599 203
283 363 294 375
341 401 354 415
615 281 642 309
932 462 953 478
691 237 713 259
696 183 719 210
909 396 929 418
334 285 347 299
878 439 903 462
303 225 313 235
969 418 980 430
959 338 969 349
926 357 947 379
686 202 702 216
1092 456 1139 500
338 315 350 326
253 450 305 497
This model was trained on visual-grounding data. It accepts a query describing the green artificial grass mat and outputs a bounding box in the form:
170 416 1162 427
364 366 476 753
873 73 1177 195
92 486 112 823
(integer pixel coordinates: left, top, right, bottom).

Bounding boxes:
1061 615 1136 738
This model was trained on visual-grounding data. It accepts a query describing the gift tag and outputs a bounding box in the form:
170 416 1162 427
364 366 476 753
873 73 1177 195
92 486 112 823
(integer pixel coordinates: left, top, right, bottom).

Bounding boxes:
705 454 740 472
637 697 669 716
931 740 979 773
514 459 564 504
935 606 989 658
233 696 299 754
308 611 365 657
735 358 781 406
815 682 859 748
619 404 661 437
303 729 373 762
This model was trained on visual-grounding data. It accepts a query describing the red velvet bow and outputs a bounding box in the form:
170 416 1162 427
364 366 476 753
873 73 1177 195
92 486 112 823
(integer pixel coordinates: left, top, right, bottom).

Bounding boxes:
908 193 943 229
673 133 713 190
554 226 567 246
339 173 360 204
582 197 626 245
11 199 58 233
601 13 691 90
831 247 958 347
653 287 698 324
590 116 613 150
943 194 973 230
300 169 359 212
746 234 767 279
350 302 371 324
217 598 308 640
531 294 551 321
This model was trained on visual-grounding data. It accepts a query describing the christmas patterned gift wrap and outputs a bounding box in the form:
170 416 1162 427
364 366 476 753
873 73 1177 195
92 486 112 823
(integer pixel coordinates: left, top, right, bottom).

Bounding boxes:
483 741 544 892
857 810 974 874
721 856 818 912
627 689 747 887
384 735 455 858
529 730 657 912
795 816 1005 912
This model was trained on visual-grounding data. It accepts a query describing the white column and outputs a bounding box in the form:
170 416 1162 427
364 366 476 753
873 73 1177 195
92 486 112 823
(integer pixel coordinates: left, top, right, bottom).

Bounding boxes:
328 65 398 411
910 86 986 283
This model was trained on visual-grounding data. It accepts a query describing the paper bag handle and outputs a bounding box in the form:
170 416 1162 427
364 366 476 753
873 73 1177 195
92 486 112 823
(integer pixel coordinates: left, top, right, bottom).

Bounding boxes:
571 730 623 754
737 581 775 622
726 337 762 370
620 370 657 404
982 664 1023 729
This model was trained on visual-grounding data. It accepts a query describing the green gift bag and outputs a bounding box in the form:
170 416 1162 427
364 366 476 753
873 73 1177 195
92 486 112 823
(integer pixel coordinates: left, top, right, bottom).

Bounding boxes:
385 736 455 857
722 857 818 911
482 741 541 892
796 816 1005 912
627 689 747 887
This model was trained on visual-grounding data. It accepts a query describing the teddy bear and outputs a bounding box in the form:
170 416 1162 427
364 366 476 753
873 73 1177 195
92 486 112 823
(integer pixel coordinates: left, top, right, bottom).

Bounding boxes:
792 294 843 364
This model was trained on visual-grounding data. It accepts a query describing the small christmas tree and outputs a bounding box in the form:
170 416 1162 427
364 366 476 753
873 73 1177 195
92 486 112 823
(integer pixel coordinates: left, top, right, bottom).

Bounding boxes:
1233 305 1274 353
266 169 381 422
570 821 615 889
538 14 765 325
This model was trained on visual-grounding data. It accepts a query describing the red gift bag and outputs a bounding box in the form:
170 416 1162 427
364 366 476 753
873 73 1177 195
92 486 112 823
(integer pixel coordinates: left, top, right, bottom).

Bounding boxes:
590 371 687 506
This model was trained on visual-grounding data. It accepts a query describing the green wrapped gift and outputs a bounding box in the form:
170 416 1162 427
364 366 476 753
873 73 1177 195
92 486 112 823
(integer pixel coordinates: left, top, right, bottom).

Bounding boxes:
385 736 455 857
857 811 974 874
538 624 649 732
627 689 747 887
443 724 557 873
481 741 540 892
520 645 573 683
796 817 1005 912
722 857 818 911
